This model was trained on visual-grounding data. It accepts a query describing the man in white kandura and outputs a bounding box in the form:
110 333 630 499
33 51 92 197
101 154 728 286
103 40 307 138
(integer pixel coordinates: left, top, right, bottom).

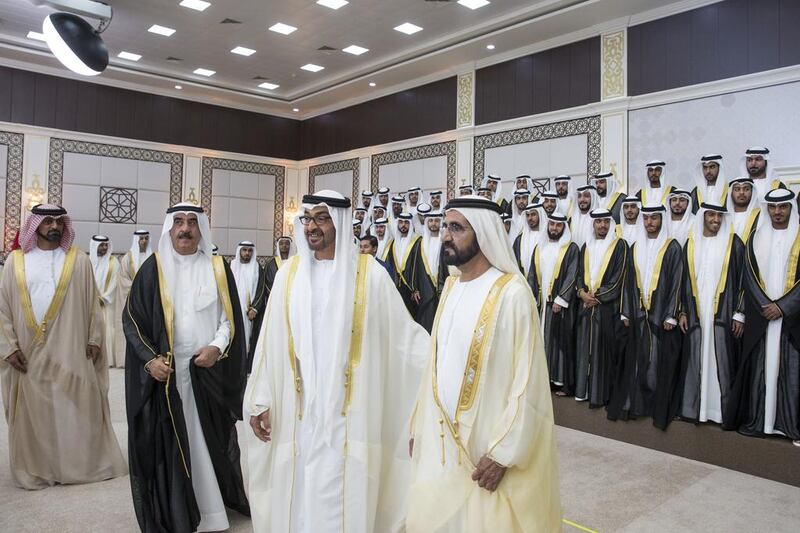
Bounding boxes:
230 240 260 352
408 195 561 533
0 204 126 489
245 190 430 533
89 234 120 368
115 229 153 367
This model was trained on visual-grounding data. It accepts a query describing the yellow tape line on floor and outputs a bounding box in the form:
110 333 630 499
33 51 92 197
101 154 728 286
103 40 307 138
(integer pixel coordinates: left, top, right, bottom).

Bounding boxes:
562 518 598 533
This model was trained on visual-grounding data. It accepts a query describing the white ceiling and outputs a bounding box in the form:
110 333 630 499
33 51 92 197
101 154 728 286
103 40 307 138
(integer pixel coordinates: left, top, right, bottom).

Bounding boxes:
0 0 708 119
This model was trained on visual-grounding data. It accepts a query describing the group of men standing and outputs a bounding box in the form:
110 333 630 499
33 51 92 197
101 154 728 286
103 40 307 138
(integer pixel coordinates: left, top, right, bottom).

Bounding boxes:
506 147 800 447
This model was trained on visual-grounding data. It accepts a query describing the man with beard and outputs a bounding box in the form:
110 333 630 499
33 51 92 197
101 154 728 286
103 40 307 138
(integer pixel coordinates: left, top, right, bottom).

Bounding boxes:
123 203 249 531
414 202 432 235
727 176 761 242
575 209 629 406
230 240 260 353
677 203 745 425
407 196 560 533
512 201 545 277
690 154 727 214
740 147 785 202
636 160 674 206
245 191 429 532
620 196 642 243
481 174 510 213
421 210 447 292
477 187 493 200
0 204 126 489
510 188 531 237
612 204 683 429
429 190 443 211
391 195 405 220
116 229 154 367
590 171 625 223
554 175 574 217
354 206 367 225
571 184 599 248
540 190 560 217
90 235 121 369
247 236 297 369
528 211 580 396
668 189 695 246
361 190 374 211
514 174 532 192
734 188 800 446
459 184 474 196
407 186 422 215
353 219 363 243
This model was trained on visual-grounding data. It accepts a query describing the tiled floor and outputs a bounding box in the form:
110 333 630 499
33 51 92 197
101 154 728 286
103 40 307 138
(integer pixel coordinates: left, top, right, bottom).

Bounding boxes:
1 369 798 532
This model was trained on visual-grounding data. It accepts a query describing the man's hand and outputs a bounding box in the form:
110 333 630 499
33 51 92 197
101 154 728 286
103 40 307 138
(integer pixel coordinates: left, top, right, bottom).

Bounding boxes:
622 318 630 327
732 319 744 339
761 302 782 321
147 356 173 382
552 302 562 314
663 320 675 331
247 308 257 321
579 290 599 308
471 455 507 492
86 344 101 362
5 350 27 373
411 291 421 304
678 314 688 334
409 438 414 458
250 411 272 442
194 345 221 368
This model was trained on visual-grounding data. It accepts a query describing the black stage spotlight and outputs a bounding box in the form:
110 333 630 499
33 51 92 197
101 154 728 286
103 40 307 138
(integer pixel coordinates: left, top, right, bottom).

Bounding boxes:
43 12 108 76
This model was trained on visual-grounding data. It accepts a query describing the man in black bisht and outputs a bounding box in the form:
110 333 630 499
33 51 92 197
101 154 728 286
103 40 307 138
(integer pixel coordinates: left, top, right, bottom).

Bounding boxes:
575 209 630 407
123 203 249 532
610 204 683 429
677 203 745 426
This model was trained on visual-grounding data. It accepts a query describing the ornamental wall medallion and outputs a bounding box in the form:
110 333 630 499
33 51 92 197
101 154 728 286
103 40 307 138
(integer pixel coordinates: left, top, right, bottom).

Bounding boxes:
99 187 138 223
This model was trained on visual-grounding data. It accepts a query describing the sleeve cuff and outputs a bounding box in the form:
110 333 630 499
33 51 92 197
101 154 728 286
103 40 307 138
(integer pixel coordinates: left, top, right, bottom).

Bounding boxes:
665 317 677 326
209 337 228 354
733 312 745 324
620 314 628 321
554 296 570 308
251 405 270 416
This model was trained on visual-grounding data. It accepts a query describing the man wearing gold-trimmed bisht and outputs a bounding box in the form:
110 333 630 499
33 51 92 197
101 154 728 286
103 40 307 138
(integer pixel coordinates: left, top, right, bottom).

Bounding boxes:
407 195 561 533
0 204 126 490
245 190 429 533
123 203 249 532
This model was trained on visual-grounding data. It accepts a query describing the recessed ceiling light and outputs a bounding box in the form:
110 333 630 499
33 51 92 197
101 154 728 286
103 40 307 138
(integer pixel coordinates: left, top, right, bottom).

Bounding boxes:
342 45 369 56
175 85 183 89
258 82 280 90
193 68 215 76
117 51 142 61
148 25 176 37
486 44 495 50
369 82 376 87
394 23 422 35
316 0 348 9
269 22 297 35
458 0 491 10
180 0 211 11
292 108 300 112
27 31 46 41
301 63 324 72
231 46 256 56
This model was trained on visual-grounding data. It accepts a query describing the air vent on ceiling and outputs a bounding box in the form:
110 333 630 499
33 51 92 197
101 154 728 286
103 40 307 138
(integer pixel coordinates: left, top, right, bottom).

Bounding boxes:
166 56 183 62
220 18 242 24
317 45 338 51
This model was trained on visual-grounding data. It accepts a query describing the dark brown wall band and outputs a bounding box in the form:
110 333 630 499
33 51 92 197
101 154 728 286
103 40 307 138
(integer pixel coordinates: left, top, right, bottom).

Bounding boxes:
628 0 800 96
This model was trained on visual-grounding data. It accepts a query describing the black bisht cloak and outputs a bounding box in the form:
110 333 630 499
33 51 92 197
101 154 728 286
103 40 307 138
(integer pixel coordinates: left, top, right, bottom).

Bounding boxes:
726 231 800 439
123 254 250 533
677 234 745 424
528 242 580 395
574 238 630 407
247 256 281 371
385 236 439 333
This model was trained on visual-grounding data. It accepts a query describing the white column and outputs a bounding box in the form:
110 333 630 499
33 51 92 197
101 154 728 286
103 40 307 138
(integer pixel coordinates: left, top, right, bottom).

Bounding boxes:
183 155 201 205
600 29 628 192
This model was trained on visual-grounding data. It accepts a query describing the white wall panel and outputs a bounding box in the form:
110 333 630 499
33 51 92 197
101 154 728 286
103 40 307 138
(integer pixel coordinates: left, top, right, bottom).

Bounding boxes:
379 156 447 198
628 81 800 193
0 145 8 226
210 168 275 255
313 170 353 198
484 135 588 199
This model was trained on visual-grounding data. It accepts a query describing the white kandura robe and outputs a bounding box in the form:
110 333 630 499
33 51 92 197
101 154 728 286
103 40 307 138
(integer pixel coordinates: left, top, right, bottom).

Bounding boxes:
245 255 429 533
537 241 570 334
94 256 120 368
27 247 66 323
762 228 791 434
622 222 638 243
231 259 259 352
171 251 231 532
